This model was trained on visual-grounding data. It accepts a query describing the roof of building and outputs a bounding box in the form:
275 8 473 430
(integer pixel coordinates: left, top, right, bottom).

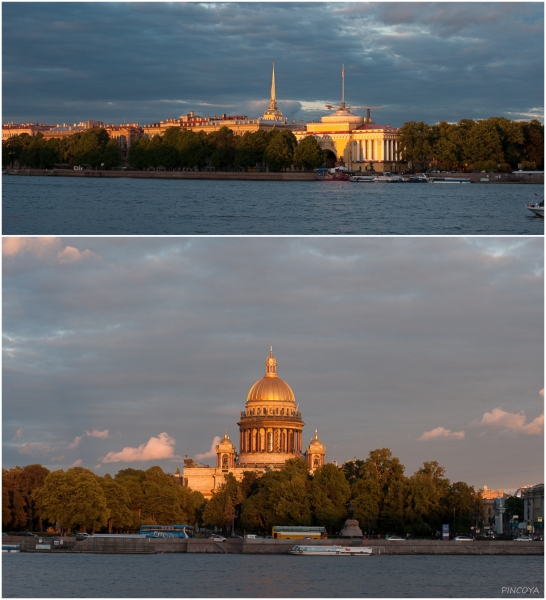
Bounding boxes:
247 348 296 402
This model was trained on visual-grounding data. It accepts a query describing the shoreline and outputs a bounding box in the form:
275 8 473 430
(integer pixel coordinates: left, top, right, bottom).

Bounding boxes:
3 169 544 184
6 536 543 555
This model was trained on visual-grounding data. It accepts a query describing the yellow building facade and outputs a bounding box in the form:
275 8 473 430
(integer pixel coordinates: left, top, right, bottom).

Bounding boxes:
182 349 326 499
295 66 402 171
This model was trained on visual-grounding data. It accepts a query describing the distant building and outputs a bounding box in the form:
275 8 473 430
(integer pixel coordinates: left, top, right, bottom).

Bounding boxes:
2 123 54 141
294 65 402 171
182 348 326 499
523 483 544 535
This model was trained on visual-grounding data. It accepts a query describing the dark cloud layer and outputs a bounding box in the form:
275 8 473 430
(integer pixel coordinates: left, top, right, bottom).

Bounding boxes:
2 3 543 126
2 237 543 490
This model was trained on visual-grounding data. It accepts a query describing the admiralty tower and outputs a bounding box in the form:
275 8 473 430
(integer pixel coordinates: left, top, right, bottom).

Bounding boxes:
237 348 305 468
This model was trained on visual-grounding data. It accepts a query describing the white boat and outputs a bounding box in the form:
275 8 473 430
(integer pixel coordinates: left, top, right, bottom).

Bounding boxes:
349 175 375 182
428 177 471 184
526 199 544 217
289 544 372 556
2 544 21 553
372 173 404 183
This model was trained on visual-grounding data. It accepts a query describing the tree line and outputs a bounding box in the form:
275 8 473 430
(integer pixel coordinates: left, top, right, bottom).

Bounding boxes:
2 464 204 534
126 127 325 172
398 117 544 173
2 129 122 170
4 448 501 537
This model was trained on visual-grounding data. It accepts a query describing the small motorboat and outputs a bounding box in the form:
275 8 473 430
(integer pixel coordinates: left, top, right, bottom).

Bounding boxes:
349 175 375 182
526 197 544 217
288 544 372 556
372 173 404 183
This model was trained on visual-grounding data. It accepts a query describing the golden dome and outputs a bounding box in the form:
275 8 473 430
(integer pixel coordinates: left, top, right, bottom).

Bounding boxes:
247 348 295 402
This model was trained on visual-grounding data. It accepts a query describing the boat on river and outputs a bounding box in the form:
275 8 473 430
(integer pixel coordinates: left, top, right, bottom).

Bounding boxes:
372 173 404 183
428 176 471 184
349 175 375 182
289 544 372 556
2 544 21 553
526 198 544 217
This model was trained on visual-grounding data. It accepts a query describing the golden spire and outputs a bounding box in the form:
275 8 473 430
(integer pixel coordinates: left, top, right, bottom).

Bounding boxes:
314 429 318 440
270 62 276 108
341 64 345 109
263 62 283 120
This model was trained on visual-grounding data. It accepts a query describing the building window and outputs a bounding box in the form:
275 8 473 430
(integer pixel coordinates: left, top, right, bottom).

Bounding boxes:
257 408 261 415
280 408 284 415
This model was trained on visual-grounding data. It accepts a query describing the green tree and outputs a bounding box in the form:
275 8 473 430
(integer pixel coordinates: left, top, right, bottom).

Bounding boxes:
294 136 325 171
239 458 311 532
2 464 50 531
176 485 205 527
34 467 108 533
141 466 181 524
234 130 271 169
264 130 297 171
208 126 237 170
310 463 351 532
99 475 133 533
202 473 244 532
102 139 122 169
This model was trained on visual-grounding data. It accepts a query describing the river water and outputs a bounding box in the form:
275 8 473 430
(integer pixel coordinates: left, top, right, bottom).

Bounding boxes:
2 553 543 597
2 176 543 235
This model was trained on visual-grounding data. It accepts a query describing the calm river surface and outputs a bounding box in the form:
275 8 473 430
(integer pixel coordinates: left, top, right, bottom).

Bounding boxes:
2 554 543 598
2 176 544 235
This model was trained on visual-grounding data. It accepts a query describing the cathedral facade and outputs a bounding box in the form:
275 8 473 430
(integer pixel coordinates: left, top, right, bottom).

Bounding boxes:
182 349 326 499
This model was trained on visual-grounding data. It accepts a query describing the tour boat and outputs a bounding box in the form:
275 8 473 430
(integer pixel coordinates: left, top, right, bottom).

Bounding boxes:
526 197 544 217
288 544 372 556
349 175 375 182
372 173 404 183
2 544 21 553
428 177 471 184
406 175 429 183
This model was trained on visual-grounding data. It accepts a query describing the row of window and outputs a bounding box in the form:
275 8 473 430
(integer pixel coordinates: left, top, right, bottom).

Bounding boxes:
247 407 294 416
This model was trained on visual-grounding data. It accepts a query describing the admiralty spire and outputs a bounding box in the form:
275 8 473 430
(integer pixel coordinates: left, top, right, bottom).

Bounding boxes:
262 62 284 120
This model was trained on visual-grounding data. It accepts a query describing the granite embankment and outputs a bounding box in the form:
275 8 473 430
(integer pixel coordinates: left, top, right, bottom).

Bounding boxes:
4 169 317 181
3 169 544 183
6 536 543 555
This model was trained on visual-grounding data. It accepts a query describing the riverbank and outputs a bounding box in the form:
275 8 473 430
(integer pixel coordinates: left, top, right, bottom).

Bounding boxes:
5 536 543 555
3 169 543 184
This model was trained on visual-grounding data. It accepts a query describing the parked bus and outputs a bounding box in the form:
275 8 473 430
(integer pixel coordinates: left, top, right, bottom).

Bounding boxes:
272 526 326 539
139 524 194 538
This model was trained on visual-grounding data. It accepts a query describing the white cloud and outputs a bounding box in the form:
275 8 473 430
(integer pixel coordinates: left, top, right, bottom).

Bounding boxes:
101 432 179 463
12 428 23 440
18 442 59 457
68 429 110 449
67 435 84 449
2 237 99 264
195 436 221 460
71 459 83 467
472 407 544 435
418 426 465 441
85 429 109 438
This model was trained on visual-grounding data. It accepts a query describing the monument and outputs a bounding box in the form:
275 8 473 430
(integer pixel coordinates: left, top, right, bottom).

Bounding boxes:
339 500 363 537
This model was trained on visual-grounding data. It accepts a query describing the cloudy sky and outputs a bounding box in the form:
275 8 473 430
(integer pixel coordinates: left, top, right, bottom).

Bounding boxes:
3 236 543 492
2 2 544 127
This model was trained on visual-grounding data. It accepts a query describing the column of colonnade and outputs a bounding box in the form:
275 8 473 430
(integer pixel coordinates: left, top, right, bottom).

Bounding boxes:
240 426 303 454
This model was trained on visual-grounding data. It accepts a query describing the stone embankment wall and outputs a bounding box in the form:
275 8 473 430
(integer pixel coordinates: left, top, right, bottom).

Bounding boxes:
4 169 317 181
5 535 542 555
3 169 543 183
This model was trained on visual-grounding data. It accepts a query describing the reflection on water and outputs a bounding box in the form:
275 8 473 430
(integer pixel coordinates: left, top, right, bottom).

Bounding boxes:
2 176 544 235
2 553 543 598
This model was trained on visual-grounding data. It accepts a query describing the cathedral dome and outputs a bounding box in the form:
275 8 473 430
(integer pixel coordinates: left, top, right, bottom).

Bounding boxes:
308 430 325 451
216 431 235 452
247 348 295 402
